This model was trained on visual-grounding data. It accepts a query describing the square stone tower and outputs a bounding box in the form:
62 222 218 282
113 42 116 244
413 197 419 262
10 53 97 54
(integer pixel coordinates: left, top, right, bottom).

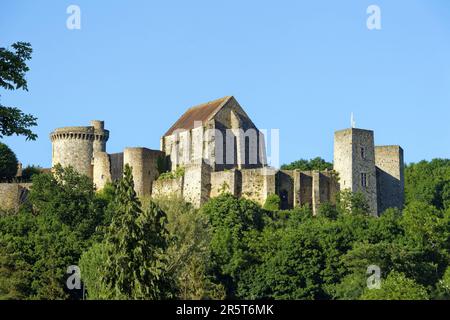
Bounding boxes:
375 146 404 213
334 128 378 216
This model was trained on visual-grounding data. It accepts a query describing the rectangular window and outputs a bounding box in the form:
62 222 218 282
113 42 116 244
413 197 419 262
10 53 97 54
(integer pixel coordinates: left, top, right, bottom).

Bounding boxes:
361 173 367 188
361 147 366 159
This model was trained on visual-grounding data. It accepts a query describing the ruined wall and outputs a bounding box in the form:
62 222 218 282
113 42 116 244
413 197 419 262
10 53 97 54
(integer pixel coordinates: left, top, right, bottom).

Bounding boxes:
375 146 405 214
240 168 275 206
312 171 339 215
124 147 164 197
276 170 295 209
110 152 124 181
277 170 339 214
296 171 313 208
183 162 211 207
0 183 32 213
93 152 112 190
152 176 184 198
210 169 239 198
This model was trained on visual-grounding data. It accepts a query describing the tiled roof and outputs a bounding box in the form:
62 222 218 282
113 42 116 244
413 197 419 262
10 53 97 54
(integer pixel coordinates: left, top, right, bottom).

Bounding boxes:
163 96 232 137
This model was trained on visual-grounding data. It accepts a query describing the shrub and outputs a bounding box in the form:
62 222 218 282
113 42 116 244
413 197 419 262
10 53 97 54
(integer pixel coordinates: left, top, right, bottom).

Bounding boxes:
263 194 280 211
158 166 185 180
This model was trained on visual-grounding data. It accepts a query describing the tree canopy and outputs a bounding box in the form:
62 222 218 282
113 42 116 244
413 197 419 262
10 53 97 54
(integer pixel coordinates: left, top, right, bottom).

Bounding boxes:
281 157 333 171
0 142 18 181
0 42 37 140
0 159 449 300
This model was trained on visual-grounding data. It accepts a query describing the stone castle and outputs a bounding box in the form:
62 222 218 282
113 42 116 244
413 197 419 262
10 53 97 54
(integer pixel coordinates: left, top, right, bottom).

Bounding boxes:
1 96 404 216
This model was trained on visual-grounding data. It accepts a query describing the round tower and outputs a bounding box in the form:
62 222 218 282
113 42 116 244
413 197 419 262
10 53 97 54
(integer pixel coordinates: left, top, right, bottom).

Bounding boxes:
50 121 109 178
91 120 109 153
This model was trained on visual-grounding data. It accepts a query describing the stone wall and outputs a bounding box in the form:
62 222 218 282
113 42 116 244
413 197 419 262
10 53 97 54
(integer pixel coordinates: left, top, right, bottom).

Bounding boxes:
276 170 295 209
276 170 339 214
240 168 275 206
375 146 404 213
213 97 265 171
110 152 124 181
296 171 313 208
93 151 112 190
183 162 211 207
210 169 239 197
152 176 184 198
124 147 164 197
0 183 32 213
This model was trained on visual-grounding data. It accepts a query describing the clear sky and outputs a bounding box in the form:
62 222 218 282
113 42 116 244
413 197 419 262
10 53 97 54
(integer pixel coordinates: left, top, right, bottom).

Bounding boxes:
1 0 449 168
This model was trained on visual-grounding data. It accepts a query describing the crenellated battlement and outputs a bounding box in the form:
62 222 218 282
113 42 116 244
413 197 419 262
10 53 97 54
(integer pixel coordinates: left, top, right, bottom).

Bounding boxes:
50 121 110 179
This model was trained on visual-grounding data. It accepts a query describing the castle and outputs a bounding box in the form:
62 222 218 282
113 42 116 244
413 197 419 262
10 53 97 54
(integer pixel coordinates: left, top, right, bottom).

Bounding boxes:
1 96 404 216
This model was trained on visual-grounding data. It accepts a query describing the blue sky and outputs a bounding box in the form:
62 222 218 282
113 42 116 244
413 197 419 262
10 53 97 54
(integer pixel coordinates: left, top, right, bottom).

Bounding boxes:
1 0 449 168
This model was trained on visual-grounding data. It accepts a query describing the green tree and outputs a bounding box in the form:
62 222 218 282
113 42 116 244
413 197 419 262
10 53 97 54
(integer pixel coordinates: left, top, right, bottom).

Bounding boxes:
361 271 429 300
0 142 18 181
405 159 450 210
336 190 370 216
78 242 111 300
20 165 42 182
281 157 333 171
0 166 110 299
201 194 268 298
154 195 225 299
102 164 174 299
0 42 37 140
29 164 106 240
434 266 450 299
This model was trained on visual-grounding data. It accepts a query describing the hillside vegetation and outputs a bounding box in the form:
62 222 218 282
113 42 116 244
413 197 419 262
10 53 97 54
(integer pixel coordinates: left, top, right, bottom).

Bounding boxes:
0 159 449 300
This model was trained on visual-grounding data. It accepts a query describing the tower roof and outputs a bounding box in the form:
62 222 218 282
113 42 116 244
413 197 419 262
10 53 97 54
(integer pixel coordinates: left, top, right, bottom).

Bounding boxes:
163 96 232 137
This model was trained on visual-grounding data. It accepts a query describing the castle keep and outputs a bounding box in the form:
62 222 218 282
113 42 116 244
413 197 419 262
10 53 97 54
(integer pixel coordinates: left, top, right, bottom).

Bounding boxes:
1 96 404 216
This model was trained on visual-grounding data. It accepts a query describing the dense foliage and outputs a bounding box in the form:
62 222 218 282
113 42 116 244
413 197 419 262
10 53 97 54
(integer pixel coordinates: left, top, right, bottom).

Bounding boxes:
0 159 449 300
20 165 42 182
0 142 18 181
0 42 37 140
281 157 333 171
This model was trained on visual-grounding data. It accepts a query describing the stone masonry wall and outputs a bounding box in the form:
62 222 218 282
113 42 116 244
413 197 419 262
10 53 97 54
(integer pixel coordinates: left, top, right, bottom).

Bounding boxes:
152 176 184 198
124 147 164 197
375 145 405 213
93 151 112 190
183 162 211 207
51 127 94 178
240 168 275 206
276 170 295 209
210 170 238 198
0 183 32 213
